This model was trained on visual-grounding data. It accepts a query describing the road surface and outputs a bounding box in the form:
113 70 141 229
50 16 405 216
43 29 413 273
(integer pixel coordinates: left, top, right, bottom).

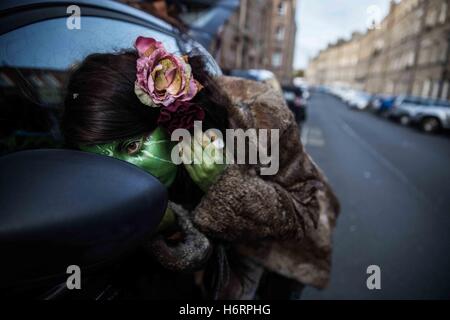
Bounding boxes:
301 92 450 299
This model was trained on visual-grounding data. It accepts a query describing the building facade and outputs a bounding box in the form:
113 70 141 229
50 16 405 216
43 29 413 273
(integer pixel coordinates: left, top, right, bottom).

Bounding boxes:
213 0 297 84
306 0 450 101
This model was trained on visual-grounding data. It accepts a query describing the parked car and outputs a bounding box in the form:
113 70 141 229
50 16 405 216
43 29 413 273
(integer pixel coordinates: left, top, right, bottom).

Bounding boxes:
388 96 430 125
0 0 220 299
228 69 282 92
297 83 310 100
0 0 221 156
369 94 396 115
329 86 349 100
282 85 307 122
340 89 357 104
410 100 450 133
314 85 331 94
347 91 372 110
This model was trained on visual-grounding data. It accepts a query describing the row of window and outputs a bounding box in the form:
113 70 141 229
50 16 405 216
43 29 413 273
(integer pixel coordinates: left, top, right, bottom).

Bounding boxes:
272 52 283 67
278 1 287 16
390 1 447 46
385 40 447 71
413 79 449 100
425 2 448 27
363 78 449 101
388 51 416 71
391 17 422 44
418 40 448 65
271 1 288 67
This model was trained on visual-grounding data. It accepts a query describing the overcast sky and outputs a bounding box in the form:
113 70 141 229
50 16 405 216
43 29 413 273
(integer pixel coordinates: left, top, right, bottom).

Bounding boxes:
294 0 392 69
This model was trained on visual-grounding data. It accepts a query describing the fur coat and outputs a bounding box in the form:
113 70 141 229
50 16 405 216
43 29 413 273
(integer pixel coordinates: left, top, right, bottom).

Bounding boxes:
150 76 340 296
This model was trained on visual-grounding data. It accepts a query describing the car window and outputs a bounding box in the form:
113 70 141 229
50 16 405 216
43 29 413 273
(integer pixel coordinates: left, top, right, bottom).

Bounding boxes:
395 96 404 105
0 17 179 70
403 97 428 106
0 17 179 155
435 100 450 107
403 97 417 104
418 98 433 106
181 37 222 76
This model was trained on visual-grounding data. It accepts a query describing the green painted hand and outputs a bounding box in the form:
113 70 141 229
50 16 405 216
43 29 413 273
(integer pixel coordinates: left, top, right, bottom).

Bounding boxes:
180 131 226 192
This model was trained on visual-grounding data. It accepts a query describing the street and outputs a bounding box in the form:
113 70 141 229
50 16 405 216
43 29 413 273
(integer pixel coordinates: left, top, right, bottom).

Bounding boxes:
301 92 450 299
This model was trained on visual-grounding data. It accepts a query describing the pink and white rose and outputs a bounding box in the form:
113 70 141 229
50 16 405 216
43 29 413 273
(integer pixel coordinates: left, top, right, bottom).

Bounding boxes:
134 36 202 107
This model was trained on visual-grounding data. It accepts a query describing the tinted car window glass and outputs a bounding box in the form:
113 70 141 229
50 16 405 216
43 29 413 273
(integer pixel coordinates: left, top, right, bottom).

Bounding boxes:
403 97 417 104
437 100 450 107
0 17 179 70
182 38 222 76
0 17 179 155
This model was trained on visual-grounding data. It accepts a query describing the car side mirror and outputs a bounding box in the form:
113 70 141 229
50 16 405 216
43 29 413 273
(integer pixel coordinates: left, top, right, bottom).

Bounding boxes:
0 149 168 291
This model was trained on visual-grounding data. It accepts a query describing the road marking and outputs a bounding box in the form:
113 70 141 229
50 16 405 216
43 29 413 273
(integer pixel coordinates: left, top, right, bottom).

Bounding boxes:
340 120 432 207
301 126 309 145
302 125 325 147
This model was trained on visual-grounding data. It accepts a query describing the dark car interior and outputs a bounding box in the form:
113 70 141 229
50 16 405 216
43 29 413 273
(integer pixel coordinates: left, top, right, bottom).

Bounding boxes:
282 85 306 122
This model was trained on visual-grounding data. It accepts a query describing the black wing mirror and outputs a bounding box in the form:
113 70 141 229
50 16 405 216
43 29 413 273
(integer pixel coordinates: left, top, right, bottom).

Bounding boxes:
0 149 167 291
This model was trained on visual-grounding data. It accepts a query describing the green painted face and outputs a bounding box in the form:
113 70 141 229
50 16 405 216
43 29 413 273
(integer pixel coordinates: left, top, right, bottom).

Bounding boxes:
80 126 177 187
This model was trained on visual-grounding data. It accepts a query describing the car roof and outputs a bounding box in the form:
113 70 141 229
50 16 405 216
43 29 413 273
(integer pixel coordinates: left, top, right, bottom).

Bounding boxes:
0 0 225 75
0 0 174 35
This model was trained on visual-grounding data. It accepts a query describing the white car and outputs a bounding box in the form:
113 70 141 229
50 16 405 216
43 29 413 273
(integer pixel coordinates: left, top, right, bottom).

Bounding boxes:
347 92 371 110
341 90 357 103
330 87 352 100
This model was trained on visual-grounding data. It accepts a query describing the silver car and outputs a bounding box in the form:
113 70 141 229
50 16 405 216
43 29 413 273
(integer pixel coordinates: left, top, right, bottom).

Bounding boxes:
410 100 450 133
389 96 428 125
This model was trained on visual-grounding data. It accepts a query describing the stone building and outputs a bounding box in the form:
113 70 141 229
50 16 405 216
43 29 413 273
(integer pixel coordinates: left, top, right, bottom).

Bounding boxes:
119 0 297 84
307 33 362 89
213 0 297 84
212 0 269 71
306 0 450 101
413 0 450 99
265 0 297 83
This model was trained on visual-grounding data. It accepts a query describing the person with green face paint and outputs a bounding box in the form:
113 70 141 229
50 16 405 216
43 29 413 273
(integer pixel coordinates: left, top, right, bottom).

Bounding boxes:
81 127 178 188
80 126 226 231
80 127 179 231
62 48 230 281
62 40 339 299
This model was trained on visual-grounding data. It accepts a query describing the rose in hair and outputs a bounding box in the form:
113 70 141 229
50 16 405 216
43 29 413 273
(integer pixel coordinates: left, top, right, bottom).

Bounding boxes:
134 36 202 107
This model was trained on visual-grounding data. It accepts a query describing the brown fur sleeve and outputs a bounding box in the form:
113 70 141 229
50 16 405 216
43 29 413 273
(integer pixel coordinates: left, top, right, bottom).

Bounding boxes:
192 163 304 241
192 76 340 242
192 128 338 242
